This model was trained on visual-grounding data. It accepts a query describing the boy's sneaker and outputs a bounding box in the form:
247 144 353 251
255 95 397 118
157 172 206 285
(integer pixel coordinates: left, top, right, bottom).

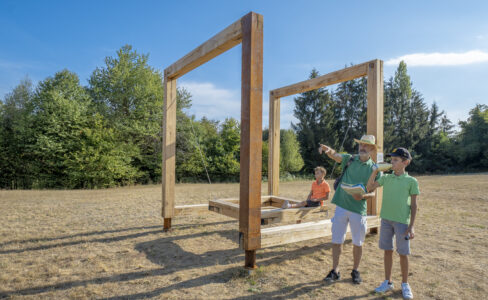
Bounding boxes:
351 269 362 284
402 282 413 299
374 280 394 293
323 269 340 282
281 200 291 209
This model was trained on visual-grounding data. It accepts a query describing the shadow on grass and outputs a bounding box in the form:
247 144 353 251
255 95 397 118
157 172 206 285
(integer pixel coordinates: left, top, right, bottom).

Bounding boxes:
0 220 236 254
337 290 404 299
0 228 344 298
1 217 372 299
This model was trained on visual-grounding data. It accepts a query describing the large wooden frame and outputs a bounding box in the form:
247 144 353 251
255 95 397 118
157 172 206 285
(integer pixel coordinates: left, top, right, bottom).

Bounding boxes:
162 12 263 269
207 60 384 251
268 60 384 221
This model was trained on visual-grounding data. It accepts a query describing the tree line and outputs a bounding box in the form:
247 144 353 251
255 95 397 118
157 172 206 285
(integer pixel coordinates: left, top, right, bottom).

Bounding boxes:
293 63 487 176
0 46 486 189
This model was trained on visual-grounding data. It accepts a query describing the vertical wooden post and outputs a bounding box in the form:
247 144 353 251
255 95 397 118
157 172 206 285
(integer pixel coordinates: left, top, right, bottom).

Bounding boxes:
367 60 384 232
239 12 263 269
162 76 177 231
268 92 280 196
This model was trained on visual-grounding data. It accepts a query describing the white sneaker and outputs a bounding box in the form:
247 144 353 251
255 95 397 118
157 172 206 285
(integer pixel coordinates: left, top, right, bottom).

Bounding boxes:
402 282 413 299
374 280 394 293
281 200 291 209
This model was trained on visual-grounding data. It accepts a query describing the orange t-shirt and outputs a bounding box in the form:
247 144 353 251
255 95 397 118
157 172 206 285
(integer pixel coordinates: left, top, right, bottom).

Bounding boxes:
311 180 331 200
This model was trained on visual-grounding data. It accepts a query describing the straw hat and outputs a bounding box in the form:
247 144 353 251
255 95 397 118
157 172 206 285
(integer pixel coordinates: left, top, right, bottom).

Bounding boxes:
353 135 378 148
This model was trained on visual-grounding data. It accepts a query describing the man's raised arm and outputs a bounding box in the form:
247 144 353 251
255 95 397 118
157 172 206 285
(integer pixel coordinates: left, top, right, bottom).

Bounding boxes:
319 144 343 163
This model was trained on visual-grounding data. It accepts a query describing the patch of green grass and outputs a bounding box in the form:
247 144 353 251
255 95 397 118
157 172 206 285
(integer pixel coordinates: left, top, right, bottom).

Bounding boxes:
248 287 261 293
466 224 486 229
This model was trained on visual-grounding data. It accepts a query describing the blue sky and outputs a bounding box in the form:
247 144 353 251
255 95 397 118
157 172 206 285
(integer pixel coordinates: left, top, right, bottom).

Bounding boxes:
1 0 487 130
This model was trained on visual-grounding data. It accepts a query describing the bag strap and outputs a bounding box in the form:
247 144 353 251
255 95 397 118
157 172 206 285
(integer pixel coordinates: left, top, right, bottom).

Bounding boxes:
344 155 355 171
336 155 355 185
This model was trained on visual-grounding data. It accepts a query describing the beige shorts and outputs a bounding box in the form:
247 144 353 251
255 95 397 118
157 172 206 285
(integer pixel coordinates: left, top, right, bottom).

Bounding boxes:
331 205 367 246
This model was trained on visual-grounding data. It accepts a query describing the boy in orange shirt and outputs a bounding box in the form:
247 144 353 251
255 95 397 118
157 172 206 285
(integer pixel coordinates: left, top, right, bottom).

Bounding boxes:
282 166 330 208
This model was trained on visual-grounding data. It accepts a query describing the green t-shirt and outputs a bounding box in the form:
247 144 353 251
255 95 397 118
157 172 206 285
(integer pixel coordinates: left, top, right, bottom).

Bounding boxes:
377 172 420 225
331 153 379 216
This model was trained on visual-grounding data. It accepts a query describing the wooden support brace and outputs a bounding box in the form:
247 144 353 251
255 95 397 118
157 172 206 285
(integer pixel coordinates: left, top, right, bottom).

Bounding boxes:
270 61 371 98
268 93 280 196
209 199 240 219
162 77 177 226
260 216 380 248
174 204 209 216
165 19 243 79
366 59 384 233
239 12 263 258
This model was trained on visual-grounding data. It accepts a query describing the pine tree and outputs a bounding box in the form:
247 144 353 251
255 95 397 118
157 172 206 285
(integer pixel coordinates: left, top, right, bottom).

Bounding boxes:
292 69 338 174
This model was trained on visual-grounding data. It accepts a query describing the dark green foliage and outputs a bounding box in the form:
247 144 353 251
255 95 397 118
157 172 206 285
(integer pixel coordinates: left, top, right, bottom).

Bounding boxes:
0 51 486 189
292 69 338 175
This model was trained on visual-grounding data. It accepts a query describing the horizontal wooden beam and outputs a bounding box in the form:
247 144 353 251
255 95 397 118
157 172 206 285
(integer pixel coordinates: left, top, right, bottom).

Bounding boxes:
261 216 380 248
174 204 208 216
164 18 243 79
260 206 327 225
209 199 240 219
208 196 327 225
270 60 373 98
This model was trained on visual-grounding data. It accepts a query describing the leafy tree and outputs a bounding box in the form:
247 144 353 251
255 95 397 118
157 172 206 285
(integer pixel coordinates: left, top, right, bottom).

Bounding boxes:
30 70 138 188
456 104 488 170
89 45 164 183
0 78 35 188
280 129 304 174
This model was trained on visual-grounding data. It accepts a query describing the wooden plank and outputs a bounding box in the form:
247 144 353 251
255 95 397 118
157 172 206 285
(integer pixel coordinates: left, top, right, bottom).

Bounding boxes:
270 61 371 98
268 93 281 196
367 59 384 217
261 216 380 248
164 19 243 79
260 206 327 224
239 12 263 254
270 196 303 206
174 204 208 216
208 196 327 225
162 77 177 220
209 199 239 219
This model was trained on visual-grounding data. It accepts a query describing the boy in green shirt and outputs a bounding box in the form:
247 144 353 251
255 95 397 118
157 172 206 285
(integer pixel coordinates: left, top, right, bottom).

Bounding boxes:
367 147 419 299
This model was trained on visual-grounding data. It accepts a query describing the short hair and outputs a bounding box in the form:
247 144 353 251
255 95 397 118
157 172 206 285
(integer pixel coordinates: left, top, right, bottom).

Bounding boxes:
314 166 327 175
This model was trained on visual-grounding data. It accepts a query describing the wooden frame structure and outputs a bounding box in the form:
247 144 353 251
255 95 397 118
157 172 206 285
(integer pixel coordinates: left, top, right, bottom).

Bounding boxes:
209 196 327 225
268 59 384 225
162 12 263 269
207 60 384 250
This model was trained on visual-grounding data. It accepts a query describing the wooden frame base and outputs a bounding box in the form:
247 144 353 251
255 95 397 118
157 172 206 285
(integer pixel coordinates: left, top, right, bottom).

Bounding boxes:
209 196 328 225
260 216 380 248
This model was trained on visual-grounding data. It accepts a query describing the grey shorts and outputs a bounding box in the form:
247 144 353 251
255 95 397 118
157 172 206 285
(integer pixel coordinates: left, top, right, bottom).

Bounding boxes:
379 218 411 255
306 199 320 207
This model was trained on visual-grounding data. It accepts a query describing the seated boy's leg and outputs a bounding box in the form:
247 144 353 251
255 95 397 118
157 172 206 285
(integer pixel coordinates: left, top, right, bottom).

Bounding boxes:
305 199 320 207
290 201 307 208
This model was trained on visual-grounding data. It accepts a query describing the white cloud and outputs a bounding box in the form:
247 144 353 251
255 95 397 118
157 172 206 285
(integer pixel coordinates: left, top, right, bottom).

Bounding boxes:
180 81 241 121
476 34 488 40
386 50 488 66
179 81 298 129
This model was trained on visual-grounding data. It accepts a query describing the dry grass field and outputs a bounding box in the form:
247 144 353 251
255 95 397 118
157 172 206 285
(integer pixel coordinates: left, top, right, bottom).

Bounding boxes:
0 173 487 299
